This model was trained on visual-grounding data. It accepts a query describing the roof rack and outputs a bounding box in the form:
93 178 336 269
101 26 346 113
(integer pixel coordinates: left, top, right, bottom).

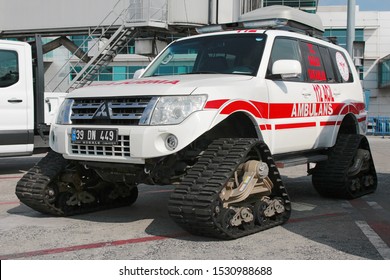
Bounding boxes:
197 5 324 37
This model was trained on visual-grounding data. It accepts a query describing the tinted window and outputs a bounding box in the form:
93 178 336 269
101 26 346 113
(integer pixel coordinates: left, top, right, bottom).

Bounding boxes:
318 46 336 83
0 50 19 88
299 42 327 82
268 37 304 81
143 34 266 77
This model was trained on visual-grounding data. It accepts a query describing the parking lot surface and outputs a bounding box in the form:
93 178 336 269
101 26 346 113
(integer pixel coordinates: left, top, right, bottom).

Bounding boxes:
0 136 389 260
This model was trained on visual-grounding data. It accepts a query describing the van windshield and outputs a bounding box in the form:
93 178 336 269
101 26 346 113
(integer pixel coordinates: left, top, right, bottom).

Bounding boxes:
143 33 266 77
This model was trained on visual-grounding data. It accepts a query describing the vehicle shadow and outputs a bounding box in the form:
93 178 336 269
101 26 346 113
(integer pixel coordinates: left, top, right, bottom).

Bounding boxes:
0 154 44 175
6 172 388 259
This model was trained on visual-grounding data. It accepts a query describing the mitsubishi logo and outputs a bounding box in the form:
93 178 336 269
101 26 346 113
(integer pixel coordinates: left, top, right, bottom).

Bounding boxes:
93 102 110 119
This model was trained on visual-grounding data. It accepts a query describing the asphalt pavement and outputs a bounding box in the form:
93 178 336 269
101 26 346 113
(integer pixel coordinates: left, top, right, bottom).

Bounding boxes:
0 136 389 260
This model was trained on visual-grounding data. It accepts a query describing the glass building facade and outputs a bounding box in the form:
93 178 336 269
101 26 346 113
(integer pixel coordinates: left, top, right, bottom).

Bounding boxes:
379 55 390 88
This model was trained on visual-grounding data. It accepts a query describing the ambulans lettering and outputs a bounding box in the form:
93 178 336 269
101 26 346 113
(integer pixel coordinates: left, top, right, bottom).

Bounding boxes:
290 84 334 117
291 103 333 117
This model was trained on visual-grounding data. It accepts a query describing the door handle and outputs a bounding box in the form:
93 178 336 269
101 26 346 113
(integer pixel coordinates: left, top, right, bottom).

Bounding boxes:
7 98 23 103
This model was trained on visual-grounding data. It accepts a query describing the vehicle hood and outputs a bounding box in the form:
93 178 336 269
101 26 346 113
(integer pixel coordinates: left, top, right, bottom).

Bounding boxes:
66 75 254 98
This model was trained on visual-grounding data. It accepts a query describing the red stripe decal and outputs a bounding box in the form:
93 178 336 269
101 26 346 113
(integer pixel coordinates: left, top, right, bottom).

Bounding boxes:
320 121 342 126
259 124 272 130
204 99 229 109
358 116 367 122
0 232 188 260
0 201 20 205
275 122 316 130
220 100 262 118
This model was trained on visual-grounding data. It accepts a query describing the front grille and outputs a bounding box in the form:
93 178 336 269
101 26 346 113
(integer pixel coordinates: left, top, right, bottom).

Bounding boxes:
71 135 130 157
70 97 155 125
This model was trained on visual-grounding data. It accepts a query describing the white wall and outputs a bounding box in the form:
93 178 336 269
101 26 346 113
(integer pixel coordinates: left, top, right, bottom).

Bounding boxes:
0 0 125 33
318 5 390 117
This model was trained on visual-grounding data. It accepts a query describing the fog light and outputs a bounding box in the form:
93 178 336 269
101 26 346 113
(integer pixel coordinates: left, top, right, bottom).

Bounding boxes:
165 134 178 151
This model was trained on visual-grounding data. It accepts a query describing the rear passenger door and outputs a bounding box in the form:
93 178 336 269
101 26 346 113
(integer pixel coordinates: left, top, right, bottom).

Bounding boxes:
266 37 318 154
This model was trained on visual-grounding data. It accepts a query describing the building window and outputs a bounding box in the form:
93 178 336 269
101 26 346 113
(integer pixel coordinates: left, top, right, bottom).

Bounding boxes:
323 29 364 50
70 65 146 81
379 55 390 88
70 36 135 55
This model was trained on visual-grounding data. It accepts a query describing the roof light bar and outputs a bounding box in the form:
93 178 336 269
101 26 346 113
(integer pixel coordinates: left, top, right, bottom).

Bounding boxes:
196 5 324 37
196 25 224 34
242 18 288 29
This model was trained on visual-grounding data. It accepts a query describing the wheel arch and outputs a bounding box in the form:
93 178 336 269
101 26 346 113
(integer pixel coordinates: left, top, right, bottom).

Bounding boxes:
332 112 359 145
202 111 264 142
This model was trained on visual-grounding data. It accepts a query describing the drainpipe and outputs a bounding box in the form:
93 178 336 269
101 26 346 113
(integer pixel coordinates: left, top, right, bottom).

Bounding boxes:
346 0 356 57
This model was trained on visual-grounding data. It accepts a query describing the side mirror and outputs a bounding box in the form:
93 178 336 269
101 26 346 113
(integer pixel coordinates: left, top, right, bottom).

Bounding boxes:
271 60 302 79
133 68 145 79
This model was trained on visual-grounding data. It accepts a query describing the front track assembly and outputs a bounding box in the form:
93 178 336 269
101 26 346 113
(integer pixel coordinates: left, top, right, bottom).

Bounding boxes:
15 151 138 216
168 138 291 239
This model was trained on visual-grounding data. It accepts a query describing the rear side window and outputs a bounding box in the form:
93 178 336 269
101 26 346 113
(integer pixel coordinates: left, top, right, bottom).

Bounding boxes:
329 48 354 83
318 46 336 83
299 42 327 82
0 50 19 88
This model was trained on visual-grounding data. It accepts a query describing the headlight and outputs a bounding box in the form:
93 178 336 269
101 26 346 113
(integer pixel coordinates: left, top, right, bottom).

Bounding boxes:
150 95 207 125
55 98 74 125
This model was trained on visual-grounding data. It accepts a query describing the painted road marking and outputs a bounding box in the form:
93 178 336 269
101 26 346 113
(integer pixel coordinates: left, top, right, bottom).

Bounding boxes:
291 202 316 211
366 201 384 210
0 232 188 260
0 212 346 260
355 220 390 260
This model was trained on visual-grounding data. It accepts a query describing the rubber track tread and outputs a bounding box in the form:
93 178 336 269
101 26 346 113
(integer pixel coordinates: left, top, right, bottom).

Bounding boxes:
168 138 291 239
312 134 377 199
15 151 139 216
15 151 68 216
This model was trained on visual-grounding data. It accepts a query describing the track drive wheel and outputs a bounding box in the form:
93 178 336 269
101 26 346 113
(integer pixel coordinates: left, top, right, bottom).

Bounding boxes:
168 138 291 239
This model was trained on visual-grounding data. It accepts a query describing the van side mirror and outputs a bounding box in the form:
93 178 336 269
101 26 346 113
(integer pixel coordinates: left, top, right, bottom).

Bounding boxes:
133 68 145 79
270 60 302 79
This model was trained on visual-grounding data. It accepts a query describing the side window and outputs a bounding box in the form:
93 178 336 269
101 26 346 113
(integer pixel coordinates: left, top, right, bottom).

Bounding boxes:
319 46 336 83
0 50 19 88
299 41 327 82
329 48 354 83
268 37 304 81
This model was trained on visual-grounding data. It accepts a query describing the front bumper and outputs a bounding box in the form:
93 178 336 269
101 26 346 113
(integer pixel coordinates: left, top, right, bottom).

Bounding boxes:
50 111 216 164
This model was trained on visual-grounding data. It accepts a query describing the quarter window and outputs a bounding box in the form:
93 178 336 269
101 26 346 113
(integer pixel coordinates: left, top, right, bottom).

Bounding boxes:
0 50 19 88
329 49 353 83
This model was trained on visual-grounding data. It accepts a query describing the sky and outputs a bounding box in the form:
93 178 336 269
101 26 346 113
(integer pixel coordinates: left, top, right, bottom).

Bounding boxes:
319 0 390 11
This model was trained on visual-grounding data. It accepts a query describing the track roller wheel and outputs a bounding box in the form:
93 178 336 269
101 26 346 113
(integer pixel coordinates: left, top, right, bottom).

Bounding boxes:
168 138 291 239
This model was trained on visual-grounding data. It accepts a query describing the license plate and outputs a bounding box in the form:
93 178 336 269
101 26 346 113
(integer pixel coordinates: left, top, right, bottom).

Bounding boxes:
71 128 118 145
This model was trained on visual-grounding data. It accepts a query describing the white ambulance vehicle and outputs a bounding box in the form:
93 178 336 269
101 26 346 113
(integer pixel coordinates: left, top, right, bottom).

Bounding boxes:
16 6 377 239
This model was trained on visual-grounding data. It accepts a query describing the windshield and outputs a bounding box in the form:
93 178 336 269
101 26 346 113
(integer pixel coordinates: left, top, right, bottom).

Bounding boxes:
143 33 266 77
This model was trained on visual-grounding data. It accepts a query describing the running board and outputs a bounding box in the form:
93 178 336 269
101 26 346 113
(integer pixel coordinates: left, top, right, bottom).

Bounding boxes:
274 153 328 168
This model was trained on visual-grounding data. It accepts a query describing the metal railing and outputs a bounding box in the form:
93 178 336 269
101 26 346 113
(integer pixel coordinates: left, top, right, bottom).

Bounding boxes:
367 116 390 136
